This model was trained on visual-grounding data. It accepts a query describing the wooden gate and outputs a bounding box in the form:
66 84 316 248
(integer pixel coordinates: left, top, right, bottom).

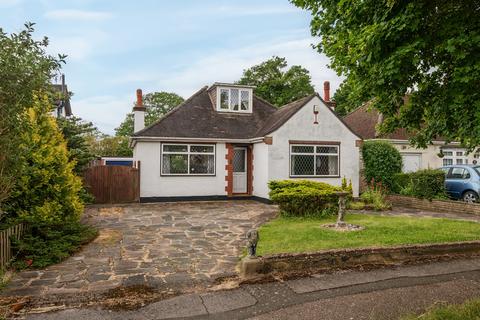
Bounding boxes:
84 163 140 204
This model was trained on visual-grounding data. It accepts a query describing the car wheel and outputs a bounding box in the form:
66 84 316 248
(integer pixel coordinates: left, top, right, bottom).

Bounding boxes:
463 191 479 203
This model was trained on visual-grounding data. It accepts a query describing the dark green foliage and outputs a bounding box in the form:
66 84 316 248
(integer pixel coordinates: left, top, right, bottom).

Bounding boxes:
333 77 373 116
269 180 342 217
393 169 447 200
361 141 402 190
11 220 97 269
291 0 480 150
57 116 99 174
236 56 315 107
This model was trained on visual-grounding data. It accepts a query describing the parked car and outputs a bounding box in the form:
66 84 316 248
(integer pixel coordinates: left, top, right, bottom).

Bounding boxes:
440 165 480 203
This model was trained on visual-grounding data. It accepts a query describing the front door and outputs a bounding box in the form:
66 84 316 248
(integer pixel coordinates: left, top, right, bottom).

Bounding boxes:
233 147 247 194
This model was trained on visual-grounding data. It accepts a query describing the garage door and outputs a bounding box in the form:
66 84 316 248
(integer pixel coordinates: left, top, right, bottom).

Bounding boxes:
401 154 422 173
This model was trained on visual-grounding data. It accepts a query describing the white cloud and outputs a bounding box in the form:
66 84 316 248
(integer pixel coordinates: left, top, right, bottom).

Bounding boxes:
73 95 132 134
46 30 108 61
155 36 342 98
44 9 112 21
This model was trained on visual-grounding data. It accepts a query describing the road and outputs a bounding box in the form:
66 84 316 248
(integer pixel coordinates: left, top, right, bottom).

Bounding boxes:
23 257 480 320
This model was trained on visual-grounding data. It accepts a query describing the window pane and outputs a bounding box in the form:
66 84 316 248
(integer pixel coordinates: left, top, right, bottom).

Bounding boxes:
316 155 339 175
443 158 453 166
233 149 246 173
240 90 250 110
317 146 338 154
291 146 314 153
190 145 214 153
163 145 187 152
291 154 314 175
162 154 188 174
220 89 229 109
443 151 453 156
189 154 214 174
449 168 466 179
231 89 239 111
456 159 464 164
456 151 463 156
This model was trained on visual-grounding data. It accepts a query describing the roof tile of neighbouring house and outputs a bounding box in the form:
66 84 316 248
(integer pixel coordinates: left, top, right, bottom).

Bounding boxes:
342 103 411 140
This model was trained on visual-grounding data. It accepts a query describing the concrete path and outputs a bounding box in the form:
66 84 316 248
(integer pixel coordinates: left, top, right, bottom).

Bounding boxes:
22 257 480 320
3 201 277 299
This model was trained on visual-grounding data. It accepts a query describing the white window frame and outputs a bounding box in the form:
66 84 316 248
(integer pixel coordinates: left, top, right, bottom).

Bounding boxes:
442 148 468 166
216 87 252 113
161 143 216 176
290 144 340 177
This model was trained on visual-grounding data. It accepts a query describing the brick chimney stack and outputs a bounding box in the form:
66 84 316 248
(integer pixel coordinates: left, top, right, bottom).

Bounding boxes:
133 88 146 133
323 81 330 102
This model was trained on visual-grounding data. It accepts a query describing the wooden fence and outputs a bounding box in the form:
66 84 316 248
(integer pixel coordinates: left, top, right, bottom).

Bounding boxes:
84 162 140 204
0 223 26 269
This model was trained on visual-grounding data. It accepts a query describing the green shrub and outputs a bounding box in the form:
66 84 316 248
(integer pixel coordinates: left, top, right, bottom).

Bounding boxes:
362 141 402 190
393 169 447 200
360 188 391 211
347 201 366 210
11 221 97 269
269 180 342 217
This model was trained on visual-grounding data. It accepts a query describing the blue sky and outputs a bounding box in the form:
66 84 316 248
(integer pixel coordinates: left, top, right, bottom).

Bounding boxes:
1 0 342 134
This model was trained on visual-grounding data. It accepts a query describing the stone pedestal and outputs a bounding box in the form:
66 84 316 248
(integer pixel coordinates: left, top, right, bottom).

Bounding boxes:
239 257 264 279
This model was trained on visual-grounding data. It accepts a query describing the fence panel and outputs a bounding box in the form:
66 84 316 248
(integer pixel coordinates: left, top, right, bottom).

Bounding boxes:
84 163 140 204
0 223 26 269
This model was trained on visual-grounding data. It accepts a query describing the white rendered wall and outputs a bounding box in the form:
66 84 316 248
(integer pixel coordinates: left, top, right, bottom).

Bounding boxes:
268 96 360 197
134 110 145 133
252 142 269 199
134 142 227 198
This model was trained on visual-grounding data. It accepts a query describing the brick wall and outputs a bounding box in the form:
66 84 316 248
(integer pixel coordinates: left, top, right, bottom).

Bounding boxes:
388 195 480 215
225 143 234 196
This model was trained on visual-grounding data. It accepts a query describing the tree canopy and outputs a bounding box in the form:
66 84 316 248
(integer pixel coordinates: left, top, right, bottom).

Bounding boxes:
292 0 480 150
236 56 315 107
115 92 184 137
0 23 64 206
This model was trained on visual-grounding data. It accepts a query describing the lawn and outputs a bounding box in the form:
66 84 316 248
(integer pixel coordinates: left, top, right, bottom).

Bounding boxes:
257 214 480 255
401 298 480 320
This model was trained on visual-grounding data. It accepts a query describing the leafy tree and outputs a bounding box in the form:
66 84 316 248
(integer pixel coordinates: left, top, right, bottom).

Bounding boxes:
236 56 315 107
3 93 84 223
86 135 132 157
115 92 184 137
0 23 64 207
57 116 99 174
292 0 480 150
333 77 373 116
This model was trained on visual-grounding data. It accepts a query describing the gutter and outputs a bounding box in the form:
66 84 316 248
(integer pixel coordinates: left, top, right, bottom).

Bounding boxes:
129 136 267 148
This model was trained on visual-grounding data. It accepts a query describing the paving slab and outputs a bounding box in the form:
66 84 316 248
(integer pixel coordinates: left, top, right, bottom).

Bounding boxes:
286 257 480 293
200 289 257 314
140 294 207 319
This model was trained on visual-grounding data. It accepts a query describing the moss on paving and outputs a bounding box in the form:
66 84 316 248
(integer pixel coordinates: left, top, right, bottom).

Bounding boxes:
257 214 480 255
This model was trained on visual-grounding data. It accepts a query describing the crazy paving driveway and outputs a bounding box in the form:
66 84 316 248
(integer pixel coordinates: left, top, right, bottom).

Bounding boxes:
3 200 277 300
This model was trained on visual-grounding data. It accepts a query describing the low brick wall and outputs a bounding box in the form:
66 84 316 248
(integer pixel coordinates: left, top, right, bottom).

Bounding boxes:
387 194 480 215
240 241 480 279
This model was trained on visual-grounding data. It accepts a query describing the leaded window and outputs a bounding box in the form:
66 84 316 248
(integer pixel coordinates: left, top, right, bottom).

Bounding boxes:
290 144 339 177
162 144 215 175
216 87 251 112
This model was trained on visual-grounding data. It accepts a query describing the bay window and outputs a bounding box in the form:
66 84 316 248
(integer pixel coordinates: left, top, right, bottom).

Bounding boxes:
161 144 215 175
290 144 339 177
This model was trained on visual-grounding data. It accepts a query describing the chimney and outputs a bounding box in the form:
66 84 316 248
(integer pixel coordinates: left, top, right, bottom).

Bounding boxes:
133 89 146 133
323 81 330 102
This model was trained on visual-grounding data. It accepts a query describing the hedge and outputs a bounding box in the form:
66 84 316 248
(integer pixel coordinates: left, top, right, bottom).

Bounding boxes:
393 169 447 200
362 141 402 190
268 180 342 217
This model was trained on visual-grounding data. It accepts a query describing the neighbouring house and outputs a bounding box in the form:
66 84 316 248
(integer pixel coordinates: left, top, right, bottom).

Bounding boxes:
51 74 73 118
130 82 361 201
343 103 480 173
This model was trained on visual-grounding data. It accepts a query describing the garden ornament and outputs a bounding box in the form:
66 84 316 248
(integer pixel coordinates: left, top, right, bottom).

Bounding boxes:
246 229 259 258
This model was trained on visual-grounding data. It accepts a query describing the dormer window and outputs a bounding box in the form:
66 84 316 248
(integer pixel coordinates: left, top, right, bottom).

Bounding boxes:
216 86 253 113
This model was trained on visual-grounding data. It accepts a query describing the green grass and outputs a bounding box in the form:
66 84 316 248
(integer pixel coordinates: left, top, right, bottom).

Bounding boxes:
257 214 480 255
401 298 480 320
